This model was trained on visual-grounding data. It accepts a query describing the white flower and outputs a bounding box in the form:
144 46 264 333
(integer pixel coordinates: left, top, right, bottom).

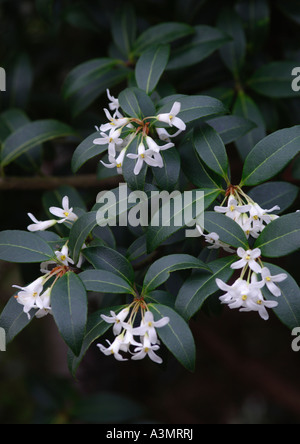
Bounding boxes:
145 136 174 153
27 213 57 232
55 245 74 267
249 203 280 226
214 197 251 221
196 226 235 253
97 335 128 361
156 127 184 142
99 109 129 133
49 196 78 223
13 277 45 319
93 128 124 157
35 288 52 319
106 89 120 113
246 294 278 321
101 308 130 336
100 149 126 175
127 142 164 176
260 267 287 297
231 248 262 273
131 310 169 344
131 334 163 364
157 101 186 132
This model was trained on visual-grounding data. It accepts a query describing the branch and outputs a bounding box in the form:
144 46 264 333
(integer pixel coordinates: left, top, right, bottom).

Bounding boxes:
0 175 122 191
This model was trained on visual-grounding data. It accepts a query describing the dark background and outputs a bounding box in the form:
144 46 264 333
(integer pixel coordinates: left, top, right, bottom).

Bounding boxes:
0 0 300 424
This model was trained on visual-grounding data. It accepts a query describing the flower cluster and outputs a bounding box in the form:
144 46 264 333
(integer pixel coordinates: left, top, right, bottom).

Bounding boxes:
94 90 186 176
98 302 170 364
196 187 287 320
216 248 287 320
13 196 82 319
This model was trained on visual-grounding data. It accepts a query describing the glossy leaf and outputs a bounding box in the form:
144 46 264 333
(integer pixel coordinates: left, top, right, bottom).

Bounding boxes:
241 126 300 186
147 188 221 252
254 212 300 257
0 230 55 263
111 3 137 58
0 296 34 344
83 245 135 285
135 45 170 94
193 123 229 179
72 131 108 173
207 115 257 145
248 182 299 214
149 304 196 372
132 22 194 55
167 25 231 70
79 269 134 295
118 87 156 119
143 254 210 294
176 256 236 320
51 272 88 356
204 212 249 249
152 147 181 192
261 264 300 330
1 119 74 167
68 212 98 265
248 61 300 98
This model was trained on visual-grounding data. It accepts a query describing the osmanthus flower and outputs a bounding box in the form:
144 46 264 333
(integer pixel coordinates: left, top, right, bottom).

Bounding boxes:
98 302 170 364
145 136 174 153
260 267 288 297
231 248 262 274
55 244 74 267
100 148 127 175
93 128 124 158
127 142 164 176
99 109 130 132
35 288 52 319
214 196 251 221
131 310 170 345
100 307 130 336
106 89 120 114
196 225 235 254
216 277 277 321
49 196 78 223
27 214 57 232
157 101 186 132
131 333 163 364
13 277 45 319
97 335 129 362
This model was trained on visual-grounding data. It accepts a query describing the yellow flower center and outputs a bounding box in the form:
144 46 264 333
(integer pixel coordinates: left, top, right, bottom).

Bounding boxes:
230 205 235 212
117 163 122 168
242 295 248 301
140 154 145 159
61 255 66 261
257 300 263 305
144 347 149 353
266 277 271 282
246 255 251 261
64 212 69 217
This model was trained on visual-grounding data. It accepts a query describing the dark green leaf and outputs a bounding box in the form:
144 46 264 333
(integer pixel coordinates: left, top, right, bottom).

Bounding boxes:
79 270 134 295
111 3 137 58
233 91 266 160
158 95 227 124
68 212 98 265
204 212 249 249
135 45 170 94
176 256 236 320
254 212 300 257
0 230 55 263
51 272 88 356
83 246 135 285
261 264 300 330
132 22 194 55
143 254 209 294
193 123 229 179
118 87 156 119
167 25 230 70
248 182 299 214
217 8 246 77
207 115 257 145
152 147 181 191
241 125 300 186
0 296 34 344
72 131 108 173
122 134 147 191
248 61 300 98
149 304 196 372
67 306 125 375
1 119 75 167
147 189 221 252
